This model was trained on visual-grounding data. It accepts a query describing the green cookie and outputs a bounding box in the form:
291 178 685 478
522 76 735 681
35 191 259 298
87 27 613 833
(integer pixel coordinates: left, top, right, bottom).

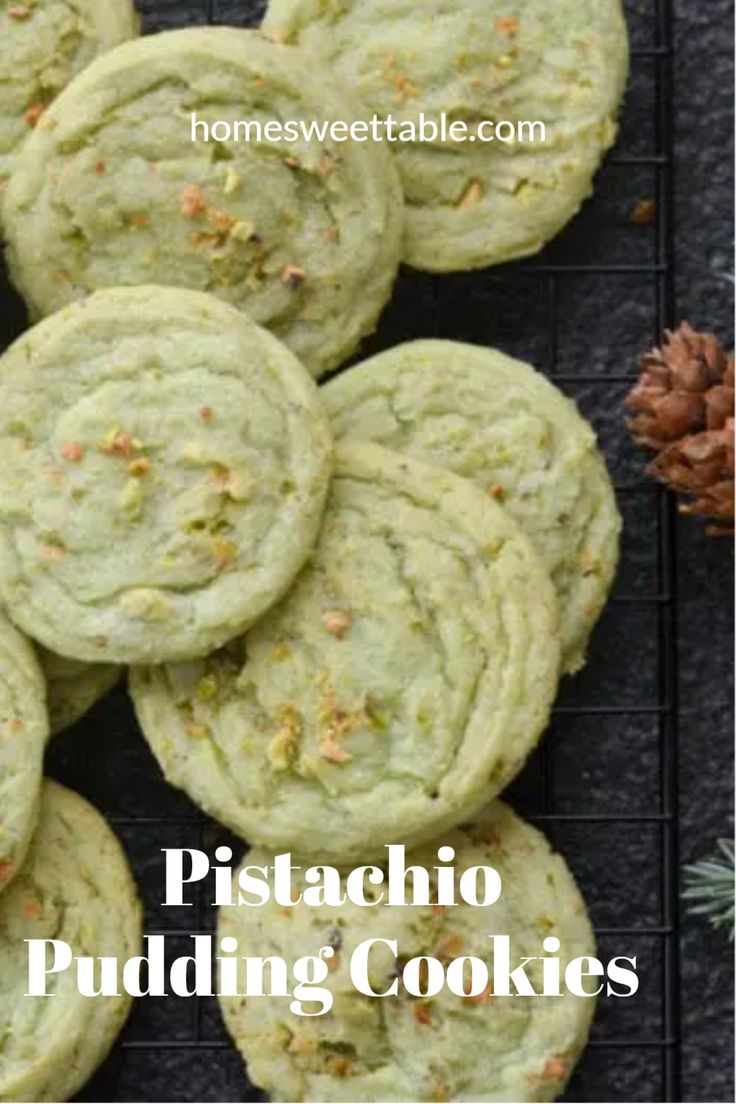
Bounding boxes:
0 780 142 1102
218 802 596 1103
0 0 138 225
131 442 560 863
324 340 620 674
0 285 332 664
37 648 120 734
262 0 629 271
3 26 404 378
0 610 47 895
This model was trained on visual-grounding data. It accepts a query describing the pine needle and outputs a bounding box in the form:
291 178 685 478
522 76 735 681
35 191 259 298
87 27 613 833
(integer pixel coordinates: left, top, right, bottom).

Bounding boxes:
682 838 735 938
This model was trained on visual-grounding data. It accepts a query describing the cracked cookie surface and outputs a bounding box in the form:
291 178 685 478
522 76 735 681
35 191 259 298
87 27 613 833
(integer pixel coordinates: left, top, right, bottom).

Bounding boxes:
0 0 138 226
0 610 47 896
263 0 629 271
131 442 560 862
218 802 595 1102
324 340 621 673
0 285 332 663
3 26 403 377
0 780 142 1102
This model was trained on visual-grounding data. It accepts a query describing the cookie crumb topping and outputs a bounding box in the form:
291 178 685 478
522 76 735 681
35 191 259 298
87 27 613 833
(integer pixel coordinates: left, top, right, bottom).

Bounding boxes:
281 264 307 289
24 103 45 128
181 184 206 219
322 608 352 638
457 179 484 211
60 441 84 462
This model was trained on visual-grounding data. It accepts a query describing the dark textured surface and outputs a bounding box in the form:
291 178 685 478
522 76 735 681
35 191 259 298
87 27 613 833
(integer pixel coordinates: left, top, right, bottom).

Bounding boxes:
0 0 732 1101
673 2 735 1103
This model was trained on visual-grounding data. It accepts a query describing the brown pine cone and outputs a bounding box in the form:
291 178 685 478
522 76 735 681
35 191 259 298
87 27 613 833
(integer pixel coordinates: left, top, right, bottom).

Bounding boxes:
626 323 734 533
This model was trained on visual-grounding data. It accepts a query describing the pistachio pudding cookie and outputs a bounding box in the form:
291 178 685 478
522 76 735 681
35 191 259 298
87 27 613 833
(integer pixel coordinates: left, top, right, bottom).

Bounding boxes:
324 340 621 673
0 0 138 222
131 442 560 863
0 611 47 895
0 780 142 1102
218 801 596 1103
262 0 629 271
3 26 404 378
0 286 332 664
38 648 120 734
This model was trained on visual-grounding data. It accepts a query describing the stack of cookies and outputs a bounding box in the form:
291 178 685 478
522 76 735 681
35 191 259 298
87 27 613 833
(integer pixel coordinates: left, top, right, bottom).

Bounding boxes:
0 1 629 1101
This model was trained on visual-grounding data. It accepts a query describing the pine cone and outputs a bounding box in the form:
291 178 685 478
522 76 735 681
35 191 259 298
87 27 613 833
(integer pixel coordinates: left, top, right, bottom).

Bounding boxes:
626 323 734 533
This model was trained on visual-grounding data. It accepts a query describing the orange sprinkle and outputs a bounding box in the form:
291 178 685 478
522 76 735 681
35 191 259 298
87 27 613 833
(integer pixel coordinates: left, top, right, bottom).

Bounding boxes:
487 483 505 501
191 232 221 250
181 184 206 219
22 899 41 919
326 950 341 973
495 16 519 36
322 609 352 638
325 1056 351 1078
128 458 150 476
320 736 350 764
42 545 64 560
392 72 420 106
95 159 107 175
199 406 213 422
185 721 208 739
579 552 596 574
101 431 137 458
8 717 25 734
60 441 84 462
208 208 235 233
631 198 657 225
540 1058 569 1081
131 212 149 230
457 178 484 211
431 904 446 918
281 264 306 289
24 103 45 128
413 1003 433 1026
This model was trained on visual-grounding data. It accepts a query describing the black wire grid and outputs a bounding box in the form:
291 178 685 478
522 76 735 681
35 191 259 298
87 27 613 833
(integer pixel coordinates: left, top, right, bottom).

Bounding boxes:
4 0 678 1099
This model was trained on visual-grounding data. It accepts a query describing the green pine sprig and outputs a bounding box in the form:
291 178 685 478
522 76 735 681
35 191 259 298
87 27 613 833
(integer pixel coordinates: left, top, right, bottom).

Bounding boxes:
682 838 734 938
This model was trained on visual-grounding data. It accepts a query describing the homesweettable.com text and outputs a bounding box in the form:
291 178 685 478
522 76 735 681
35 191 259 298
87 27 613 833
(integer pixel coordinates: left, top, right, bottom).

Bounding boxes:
190 112 547 146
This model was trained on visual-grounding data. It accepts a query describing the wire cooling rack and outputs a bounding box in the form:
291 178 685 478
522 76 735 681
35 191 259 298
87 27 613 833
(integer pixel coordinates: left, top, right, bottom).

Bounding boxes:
0 0 682 1100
